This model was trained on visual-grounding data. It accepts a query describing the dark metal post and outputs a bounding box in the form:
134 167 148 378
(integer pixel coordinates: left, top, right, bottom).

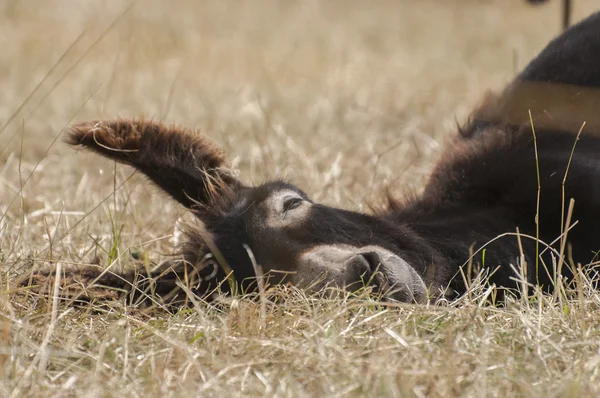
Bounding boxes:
563 0 572 31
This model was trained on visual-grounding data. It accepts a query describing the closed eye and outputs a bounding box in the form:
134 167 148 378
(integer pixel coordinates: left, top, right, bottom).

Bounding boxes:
283 197 303 213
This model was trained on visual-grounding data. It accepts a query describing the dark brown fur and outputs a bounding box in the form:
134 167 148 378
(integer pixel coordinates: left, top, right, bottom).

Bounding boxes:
66 119 238 211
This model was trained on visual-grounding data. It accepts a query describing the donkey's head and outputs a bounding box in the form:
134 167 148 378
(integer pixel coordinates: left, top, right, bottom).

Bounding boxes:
67 119 428 303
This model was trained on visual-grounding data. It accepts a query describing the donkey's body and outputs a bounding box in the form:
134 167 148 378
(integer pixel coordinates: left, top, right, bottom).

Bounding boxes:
26 11 600 305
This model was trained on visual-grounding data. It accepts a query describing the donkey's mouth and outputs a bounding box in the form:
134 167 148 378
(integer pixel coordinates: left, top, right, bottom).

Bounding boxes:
295 245 427 303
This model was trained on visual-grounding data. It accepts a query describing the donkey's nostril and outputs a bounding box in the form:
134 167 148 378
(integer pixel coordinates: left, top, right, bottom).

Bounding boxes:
359 251 384 270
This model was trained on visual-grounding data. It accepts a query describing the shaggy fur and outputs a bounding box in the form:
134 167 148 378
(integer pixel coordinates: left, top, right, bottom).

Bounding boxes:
66 119 238 211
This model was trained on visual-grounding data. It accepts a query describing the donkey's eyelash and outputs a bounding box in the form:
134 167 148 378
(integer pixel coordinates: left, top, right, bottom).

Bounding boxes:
283 197 303 213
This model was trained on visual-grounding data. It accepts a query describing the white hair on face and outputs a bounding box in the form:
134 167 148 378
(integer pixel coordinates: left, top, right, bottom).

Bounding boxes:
263 189 311 228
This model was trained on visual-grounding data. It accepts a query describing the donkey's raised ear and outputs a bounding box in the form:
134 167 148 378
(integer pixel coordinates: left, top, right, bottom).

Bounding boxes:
65 119 241 210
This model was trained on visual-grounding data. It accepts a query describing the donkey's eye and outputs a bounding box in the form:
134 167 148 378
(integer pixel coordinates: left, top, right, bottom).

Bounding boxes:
283 197 303 213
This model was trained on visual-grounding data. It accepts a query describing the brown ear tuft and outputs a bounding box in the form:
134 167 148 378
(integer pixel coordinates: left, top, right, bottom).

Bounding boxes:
65 118 240 209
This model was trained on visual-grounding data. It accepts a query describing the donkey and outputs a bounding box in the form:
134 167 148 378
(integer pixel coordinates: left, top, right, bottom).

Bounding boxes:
23 11 600 306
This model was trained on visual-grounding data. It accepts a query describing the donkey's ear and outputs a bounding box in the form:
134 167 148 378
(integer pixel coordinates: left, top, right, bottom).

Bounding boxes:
66 119 241 210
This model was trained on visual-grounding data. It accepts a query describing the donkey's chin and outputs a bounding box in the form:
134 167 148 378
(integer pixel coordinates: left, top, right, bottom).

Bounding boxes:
294 244 427 303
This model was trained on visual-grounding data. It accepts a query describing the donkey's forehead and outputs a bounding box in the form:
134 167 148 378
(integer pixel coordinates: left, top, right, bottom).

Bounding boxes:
245 182 307 204
229 181 308 213
251 181 307 200
262 188 304 203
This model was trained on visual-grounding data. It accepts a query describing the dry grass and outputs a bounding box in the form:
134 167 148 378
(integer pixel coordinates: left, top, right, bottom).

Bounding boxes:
2 0 600 396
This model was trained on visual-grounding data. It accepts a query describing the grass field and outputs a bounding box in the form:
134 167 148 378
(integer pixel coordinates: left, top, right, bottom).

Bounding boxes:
2 0 600 396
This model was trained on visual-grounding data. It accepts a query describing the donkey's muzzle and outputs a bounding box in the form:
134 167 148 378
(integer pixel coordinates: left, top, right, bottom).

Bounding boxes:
295 245 427 303
363 250 427 303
